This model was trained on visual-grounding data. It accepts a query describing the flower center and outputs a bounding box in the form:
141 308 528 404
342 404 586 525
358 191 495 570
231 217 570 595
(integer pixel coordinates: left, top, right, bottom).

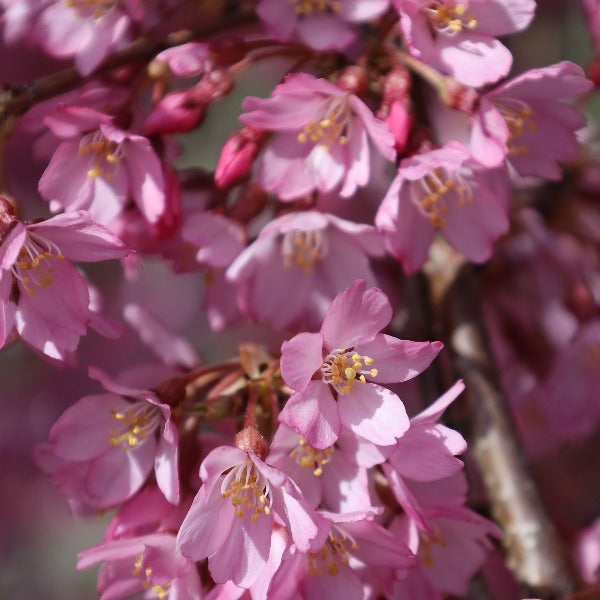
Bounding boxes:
221 461 272 521
64 0 116 19
11 232 65 297
419 528 448 568
288 0 341 16
297 98 350 151
132 554 171 600
282 229 328 274
425 2 477 35
290 438 332 476
495 99 538 156
79 131 123 179
307 528 359 576
413 167 473 229
108 402 162 450
321 349 378 395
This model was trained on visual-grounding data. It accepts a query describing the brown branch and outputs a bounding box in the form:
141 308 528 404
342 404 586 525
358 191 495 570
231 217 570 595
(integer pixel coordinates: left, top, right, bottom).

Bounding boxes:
0 11 256 124
427 243 580 599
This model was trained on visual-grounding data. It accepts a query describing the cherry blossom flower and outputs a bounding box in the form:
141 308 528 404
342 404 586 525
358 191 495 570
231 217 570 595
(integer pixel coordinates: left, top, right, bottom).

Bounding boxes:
470 61 593 178
226 211 385 330
40 367 179 508
376 141 510 273
38 106 166 225
177 445 323 588
256 0 389 51
33 0 143 75
240 73 395 201
78 533 201 599
394 0 536 87
0 208 127 360
269 510 416 600
279 279 442 448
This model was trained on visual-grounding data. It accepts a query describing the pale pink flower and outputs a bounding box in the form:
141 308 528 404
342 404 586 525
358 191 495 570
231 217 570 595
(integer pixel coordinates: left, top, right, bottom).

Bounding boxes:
394 0 536 87
269 510 416 600
177 445 323 588
33 0 142 75
240 73 395 200
42 367 179 508
256 0 389 51
78 533 202 599
470 61 593 178
279 279 443 448
382 381 467 531
38 106 166 225
153 42 211 78
376 141 510 273
0 209 127 360
267 424 372 512
392 507 502 597
226 211 385 330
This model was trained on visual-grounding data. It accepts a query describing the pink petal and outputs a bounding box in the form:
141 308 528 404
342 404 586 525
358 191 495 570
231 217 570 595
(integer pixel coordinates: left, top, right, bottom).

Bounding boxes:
355 334 443 383
155 433 180 505
320 280 392 350
280 332 324 392
338 383 409 446
279 381 341 449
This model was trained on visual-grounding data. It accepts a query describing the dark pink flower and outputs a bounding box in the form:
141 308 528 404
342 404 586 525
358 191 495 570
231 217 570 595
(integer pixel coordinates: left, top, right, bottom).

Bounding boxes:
0 210 127 360
256 0 389 51
177 445 323 588
240 73 395 200
376 141 510 273
470 61 593 178
279 280 442 448
394 0 536 87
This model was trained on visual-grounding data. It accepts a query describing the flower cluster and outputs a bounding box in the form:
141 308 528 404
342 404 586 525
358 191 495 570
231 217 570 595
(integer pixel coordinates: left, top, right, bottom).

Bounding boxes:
1 0 599 598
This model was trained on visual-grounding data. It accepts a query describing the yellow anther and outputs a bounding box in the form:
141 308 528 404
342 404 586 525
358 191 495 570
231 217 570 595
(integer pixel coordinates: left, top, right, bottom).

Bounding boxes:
455 3 466 14
237 509 245 518
359 375 366 384
344 367 356 380
370 368 378 377
364 356 374 365
87 167 103 178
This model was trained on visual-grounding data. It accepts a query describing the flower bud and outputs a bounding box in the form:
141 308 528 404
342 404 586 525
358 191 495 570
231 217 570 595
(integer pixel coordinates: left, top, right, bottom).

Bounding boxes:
143 90 206 136
0 195 17 242
336 65 367 96
215 127 265 188
234 426 269 460
383 100 413 155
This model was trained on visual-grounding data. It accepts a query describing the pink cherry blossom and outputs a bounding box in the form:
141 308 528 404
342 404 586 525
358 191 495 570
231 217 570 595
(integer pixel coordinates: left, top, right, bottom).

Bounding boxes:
226 210 385 330
41 366 179 508
269 510 416 600
177 445 323 588
78 533 202 599
394 0 536 87
38 106 166 225
470 61 593 178
0 209 127 360
376 141 510 273
279 279 443 448
33 0 142 75
256 0 389 51
240 73 395 200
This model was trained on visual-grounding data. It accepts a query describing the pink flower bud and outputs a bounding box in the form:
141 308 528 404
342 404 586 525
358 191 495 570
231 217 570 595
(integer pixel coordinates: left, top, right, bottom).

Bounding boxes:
215 127 265 188
384 100 413 155
143 90 206 136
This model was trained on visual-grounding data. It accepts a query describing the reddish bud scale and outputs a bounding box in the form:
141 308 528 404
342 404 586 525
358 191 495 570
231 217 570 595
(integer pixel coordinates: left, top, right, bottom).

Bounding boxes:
0 195 17 243
336 66 368 96
234 426 269 460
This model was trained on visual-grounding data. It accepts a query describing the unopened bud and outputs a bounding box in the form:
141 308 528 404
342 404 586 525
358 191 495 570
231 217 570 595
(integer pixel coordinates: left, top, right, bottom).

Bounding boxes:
0 195 18 242
143 90 206 136
234 426 269 460
215 127 266 188
383 100 413 155
381 66 412 103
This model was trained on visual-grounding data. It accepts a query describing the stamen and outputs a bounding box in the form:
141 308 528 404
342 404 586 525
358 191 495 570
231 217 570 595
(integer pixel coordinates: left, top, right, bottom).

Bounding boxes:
220 461 273 522
307 527 360 577
290 438 333 476
79 131 123 180
282 229 328 274
321 349 377 395
297 98 350 151
108 403 162 451
413 167 473 229
419 528 449 568
288 0 342 17
494 98 538 156
64 0 117 19
425 1 477 36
